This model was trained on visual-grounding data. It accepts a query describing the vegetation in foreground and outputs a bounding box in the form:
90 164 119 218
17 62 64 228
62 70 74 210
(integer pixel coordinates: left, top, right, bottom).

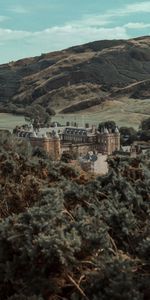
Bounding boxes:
0 132 150 299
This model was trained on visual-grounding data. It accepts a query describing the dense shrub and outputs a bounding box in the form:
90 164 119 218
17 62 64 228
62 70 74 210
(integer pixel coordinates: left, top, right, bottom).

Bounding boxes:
0 133 150 299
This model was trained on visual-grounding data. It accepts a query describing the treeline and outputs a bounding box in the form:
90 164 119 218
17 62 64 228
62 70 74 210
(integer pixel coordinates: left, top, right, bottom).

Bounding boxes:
0 132 150 299
0 103 55 126
98 118 150 144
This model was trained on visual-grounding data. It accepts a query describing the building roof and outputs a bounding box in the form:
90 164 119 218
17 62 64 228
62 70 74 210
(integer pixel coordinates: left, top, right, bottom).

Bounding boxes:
115 127 120 133
63 127 87 136
104 127 109 134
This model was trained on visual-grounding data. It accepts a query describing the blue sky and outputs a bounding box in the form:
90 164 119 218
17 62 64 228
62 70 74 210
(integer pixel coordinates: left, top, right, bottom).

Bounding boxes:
0 0 150 63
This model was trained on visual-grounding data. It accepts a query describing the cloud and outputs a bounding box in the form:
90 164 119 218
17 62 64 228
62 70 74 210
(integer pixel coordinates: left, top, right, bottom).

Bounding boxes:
0 25 129 63
125 1 150 13
107 1 150 18
0 15 9 22
69 15 111 27
8 5 29 14
0 28 31 41
0 25 129 44
34 25 129 46
67 1 150 29
1 0 150 63
124 22 150 29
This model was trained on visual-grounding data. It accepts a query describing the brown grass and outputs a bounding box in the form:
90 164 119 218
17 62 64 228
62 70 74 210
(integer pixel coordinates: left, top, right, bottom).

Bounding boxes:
0 97 149 130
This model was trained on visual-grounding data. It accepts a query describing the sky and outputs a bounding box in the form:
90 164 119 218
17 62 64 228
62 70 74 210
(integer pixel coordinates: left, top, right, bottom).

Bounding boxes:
0 0 150 63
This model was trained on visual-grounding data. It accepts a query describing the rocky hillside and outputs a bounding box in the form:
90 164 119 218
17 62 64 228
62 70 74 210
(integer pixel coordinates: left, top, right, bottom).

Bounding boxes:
0 36 150 114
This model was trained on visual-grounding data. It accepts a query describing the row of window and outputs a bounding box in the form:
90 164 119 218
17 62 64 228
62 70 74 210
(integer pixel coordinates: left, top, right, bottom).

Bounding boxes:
62 135 87 143
97 138 117 143
64 130 87 135
17 131 32 138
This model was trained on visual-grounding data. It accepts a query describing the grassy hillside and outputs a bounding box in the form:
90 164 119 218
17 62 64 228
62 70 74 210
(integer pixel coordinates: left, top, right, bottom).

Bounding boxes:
0 96 150 130
0 36 150 116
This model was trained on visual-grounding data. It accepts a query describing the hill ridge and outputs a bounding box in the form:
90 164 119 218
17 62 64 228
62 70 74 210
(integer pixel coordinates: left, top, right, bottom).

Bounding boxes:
0 36 150 114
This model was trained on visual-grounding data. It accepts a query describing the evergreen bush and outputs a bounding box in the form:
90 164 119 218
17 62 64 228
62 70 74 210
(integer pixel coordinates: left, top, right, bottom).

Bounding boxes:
0 134 150 299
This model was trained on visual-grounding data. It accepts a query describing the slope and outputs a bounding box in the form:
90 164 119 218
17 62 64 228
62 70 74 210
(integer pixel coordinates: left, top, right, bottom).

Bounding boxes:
0 36 150 114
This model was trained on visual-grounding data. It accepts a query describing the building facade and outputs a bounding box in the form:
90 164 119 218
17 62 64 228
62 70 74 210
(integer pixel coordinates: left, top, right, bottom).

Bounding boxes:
15 124 120 160
96 127 120 155
61 126 120 156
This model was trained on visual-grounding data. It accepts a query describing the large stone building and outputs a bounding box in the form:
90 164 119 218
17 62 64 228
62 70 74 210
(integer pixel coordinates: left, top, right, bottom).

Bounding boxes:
15 123 120 160
17 129 61 160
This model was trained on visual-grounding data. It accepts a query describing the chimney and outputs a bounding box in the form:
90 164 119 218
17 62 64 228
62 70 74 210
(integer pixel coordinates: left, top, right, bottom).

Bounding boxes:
91 125 96 133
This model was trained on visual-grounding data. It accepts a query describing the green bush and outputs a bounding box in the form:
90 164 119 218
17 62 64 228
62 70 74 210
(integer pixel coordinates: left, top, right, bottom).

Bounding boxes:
0 134 150 299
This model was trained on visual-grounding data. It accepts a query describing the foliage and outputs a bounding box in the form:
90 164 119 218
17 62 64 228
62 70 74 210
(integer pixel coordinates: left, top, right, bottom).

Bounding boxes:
138 117 150 141
0 133 150 299
61 151 78 163
98 120 116 132
24 104 54 128
140 117 150 131
138 130 150 142
119 126 137 145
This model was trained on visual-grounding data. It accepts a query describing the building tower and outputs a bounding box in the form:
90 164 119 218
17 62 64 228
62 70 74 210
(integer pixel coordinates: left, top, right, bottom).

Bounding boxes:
103 127 111 155
114 127 120 152
53 133 61 160
97 127 120 155
41 133 50 153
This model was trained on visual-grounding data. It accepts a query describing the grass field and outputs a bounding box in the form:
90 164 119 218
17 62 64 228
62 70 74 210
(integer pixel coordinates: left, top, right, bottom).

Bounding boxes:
0 113 25 131
0 97 150 130
53 97 150 129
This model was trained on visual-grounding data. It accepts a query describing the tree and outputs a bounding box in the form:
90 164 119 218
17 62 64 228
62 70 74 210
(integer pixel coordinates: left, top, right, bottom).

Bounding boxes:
138 118 150 141
98 120 116 132
61 151 77 163
24 104 55 128
119 127 137 145
140 117 150 131
46 107 56 116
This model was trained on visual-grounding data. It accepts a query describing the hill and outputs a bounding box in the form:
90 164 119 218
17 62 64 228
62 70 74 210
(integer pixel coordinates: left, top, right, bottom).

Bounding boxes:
0 36 150 114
